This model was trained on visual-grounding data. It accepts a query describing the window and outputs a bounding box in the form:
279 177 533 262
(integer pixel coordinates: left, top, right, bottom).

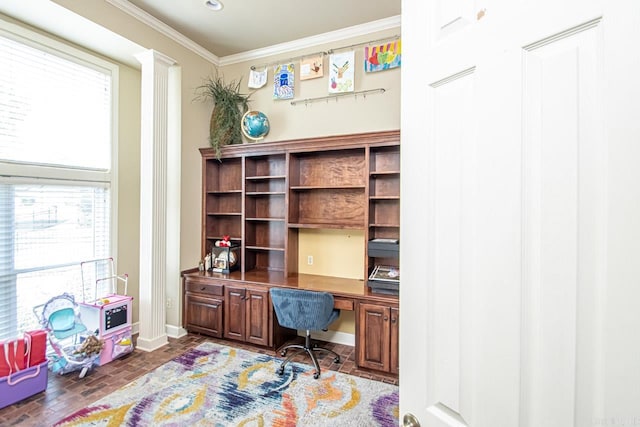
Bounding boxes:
0 21 118 340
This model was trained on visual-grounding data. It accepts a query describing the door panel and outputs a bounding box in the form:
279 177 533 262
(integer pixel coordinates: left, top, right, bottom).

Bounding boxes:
224 287 245 341
429 69 474 421
357 303 390 371
521 21 604 427
246 288 270 346
400 1 640 426
435 0 475 39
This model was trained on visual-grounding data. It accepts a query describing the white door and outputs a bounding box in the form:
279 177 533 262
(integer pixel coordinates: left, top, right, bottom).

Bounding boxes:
400 1 640 426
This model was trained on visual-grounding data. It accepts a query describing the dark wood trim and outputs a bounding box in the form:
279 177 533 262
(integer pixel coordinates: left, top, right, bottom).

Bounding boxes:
199 130 400 159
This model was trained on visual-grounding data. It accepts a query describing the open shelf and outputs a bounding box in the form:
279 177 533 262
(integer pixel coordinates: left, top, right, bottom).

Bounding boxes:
246 192 286 196
370 170 400 177
370 196 400 200
246 175 286 181
288 223 365 230
200 131 399 277
290 185 366 190
245 245 285 251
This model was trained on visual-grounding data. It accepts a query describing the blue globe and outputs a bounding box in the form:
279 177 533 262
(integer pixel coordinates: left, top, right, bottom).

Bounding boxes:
241 110 270 141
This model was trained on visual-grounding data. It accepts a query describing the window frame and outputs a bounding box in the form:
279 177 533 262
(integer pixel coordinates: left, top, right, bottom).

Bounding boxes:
0 16 120 260
0 17 120 337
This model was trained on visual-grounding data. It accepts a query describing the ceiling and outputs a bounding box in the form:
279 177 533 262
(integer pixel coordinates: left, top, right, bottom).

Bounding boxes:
126 0 401 58
0 0 400 68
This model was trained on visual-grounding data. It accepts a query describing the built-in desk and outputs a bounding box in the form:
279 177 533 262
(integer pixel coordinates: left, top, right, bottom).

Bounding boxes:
181 268 399 375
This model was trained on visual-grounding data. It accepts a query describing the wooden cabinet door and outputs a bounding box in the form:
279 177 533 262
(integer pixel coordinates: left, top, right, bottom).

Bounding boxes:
389 307 399 375
357 302 391 372
245 288 270 347
224 286 246 341
184 294 223 338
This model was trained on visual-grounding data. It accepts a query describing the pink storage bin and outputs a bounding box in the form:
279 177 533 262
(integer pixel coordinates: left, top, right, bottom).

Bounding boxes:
0 360 48 409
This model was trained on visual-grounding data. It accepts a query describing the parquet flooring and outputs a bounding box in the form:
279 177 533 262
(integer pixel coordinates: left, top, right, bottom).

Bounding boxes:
0 333 398 426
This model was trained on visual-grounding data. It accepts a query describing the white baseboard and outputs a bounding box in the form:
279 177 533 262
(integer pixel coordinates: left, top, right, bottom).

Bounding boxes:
131 322 187 340
166 324 188 338
298 330 355 347
132 323 353 347
135 334 168 352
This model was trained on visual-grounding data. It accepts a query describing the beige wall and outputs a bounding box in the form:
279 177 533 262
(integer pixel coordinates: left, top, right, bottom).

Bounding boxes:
297 229 366 334
116 65 142 325
220 28 400 142
297 230 365 279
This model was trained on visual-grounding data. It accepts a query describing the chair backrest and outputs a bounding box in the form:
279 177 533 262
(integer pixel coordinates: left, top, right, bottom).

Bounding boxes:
49 308 76 332
269 288 336 331
36 293 88 340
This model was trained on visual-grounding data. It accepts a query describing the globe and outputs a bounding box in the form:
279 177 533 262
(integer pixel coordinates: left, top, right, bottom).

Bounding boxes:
241 110 270 141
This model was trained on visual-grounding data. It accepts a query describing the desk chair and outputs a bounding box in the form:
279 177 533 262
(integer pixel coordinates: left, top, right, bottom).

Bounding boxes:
270 288 341 379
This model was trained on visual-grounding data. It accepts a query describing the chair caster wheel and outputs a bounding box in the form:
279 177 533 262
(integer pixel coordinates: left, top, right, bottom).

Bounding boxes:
277 367 284 376
313 372 320 379
333 357 340 364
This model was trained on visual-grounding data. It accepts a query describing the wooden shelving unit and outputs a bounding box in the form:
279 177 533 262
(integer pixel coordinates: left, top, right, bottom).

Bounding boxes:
244 154 287 273
200 131 400 281
366 145 400 286
202 158 243 255
190 131 401 373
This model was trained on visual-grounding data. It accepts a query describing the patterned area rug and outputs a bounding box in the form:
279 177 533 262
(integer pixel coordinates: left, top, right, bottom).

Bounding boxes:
54 342 399 426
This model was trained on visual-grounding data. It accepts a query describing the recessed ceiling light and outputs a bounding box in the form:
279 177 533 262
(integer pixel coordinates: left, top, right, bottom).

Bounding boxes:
204 0 223 11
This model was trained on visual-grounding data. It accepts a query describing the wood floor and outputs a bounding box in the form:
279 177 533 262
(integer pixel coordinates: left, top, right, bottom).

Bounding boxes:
0 333 398 426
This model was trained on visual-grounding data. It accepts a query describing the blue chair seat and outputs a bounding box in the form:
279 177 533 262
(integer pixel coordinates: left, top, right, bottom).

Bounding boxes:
270 288 341 379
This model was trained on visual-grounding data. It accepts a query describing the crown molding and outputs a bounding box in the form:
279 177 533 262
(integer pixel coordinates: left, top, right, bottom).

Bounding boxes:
104 0 220 66
102 1 399 68
219 15 401 66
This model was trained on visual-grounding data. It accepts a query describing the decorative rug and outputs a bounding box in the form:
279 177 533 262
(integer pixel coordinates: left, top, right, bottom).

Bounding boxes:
54 342 399 426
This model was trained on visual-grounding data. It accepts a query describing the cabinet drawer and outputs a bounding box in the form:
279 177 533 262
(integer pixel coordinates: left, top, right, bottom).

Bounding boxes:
185 280 224 296
334 298 354 311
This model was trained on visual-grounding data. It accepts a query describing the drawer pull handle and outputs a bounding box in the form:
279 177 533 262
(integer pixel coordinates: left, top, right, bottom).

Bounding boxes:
384 316 389 321
200 287 206 291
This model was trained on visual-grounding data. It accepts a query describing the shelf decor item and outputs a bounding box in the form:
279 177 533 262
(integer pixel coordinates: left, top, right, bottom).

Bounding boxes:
211 243 240 274
195 71 250 159
241 110 270 141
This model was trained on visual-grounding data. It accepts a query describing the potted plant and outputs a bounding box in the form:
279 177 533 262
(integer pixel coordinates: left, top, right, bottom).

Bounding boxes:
195 71 250 159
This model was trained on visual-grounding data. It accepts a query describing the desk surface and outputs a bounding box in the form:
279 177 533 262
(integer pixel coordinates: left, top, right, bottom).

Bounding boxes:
183 269 398 304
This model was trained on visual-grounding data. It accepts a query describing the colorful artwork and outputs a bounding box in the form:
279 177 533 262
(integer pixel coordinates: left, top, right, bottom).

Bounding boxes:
300 55 323 80
364 40 402 72
273 64 294 100
248 67 267 89
328 51 354 93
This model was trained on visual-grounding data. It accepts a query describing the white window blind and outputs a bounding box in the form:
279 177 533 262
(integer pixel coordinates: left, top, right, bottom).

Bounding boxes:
0 27 116 340
0 33 111 169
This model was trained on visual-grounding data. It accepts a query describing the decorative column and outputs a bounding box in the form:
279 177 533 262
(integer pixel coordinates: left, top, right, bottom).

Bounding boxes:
134 49 176 351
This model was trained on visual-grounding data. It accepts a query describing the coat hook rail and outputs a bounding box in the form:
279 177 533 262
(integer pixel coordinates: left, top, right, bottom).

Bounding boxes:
290 88 386 106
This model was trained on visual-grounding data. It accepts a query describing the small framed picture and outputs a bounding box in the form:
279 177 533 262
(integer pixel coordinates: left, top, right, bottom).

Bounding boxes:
213 258 227 270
